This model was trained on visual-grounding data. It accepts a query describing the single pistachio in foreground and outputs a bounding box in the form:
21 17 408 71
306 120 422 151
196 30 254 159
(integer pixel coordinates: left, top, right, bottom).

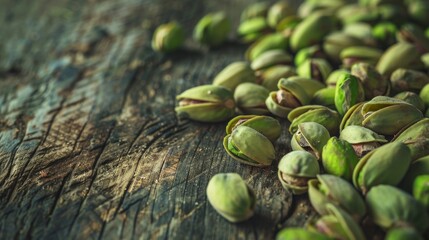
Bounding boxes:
206 173 256 222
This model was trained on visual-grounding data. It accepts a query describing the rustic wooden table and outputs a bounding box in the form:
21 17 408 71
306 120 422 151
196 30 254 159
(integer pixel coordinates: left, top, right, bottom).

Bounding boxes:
0 0 314 239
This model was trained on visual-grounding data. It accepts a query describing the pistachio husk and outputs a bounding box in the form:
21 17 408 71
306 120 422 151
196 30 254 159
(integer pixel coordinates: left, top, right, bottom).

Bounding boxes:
290 122 330 160
321 137 358 180
151 22 185 52
234 83 269 115
206 173 256 222
225 115 281 143
175 85 235 122
213 62 256 91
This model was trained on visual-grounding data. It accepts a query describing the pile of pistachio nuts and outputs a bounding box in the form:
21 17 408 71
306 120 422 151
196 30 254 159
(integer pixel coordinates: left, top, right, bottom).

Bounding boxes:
153 0 429 239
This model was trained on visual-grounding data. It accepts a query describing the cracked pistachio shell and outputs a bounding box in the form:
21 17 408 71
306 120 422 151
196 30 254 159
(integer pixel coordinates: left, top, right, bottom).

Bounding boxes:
390 68 429 94
237 17 269 43
223 125 275 167
240 1 269 21
376 42 423 77
290 122 330 160
396 24 429 54
288 105 340 136
419 83 429 107
353 142 411 194
251 50 293 71
267 1 295 28
311 88 336 109
334 73 365 116
276 227 332 240
385 227 424 240
351 62 390 99
297 58 333 82
234 83 269 115
323 31 364 63
213 62 256 91
321 137 358 180
400 155 429 192
193 12 231 47
314 204 366 240
151 22 184 52
361 96 423 135
394 91 425 113
340 125 387 157
225 115 281 143
339 102 365 130
414 175 429 211
278 150 320 194
325 69 349 88
340 46 383 69
175 85 235 122
366 185 429 232
207 173 256 222
258 65 296 91
290 12 337 52
245 32 289 61
408 1 429 26
294 45 326 66
393 118 429 162
308 175 366 221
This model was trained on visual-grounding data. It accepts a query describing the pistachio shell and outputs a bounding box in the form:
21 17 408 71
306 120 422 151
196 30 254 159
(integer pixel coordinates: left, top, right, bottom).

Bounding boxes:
234 83 269 115
151 22 184 52
213 62 256 91
321 137 358 180
206 173 256 222
288 105 340 136
193 12 231 46
334 73 365 116
376 42 423 77
251 50 293 71
278 150 320 194
276 228 332 240
175 85 235 122
291 122 330 159
223 125 275 167
225 115 281 142
366 185 429 232
308 174 366 221
353 142 411 194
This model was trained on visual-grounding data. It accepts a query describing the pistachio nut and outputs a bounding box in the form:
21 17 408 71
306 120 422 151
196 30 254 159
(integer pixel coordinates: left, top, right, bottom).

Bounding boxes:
413 175 429 211
258 65 296 91
265 78 310 118
419 83 429 107
175 85 235 122
361 96 423 135
323 31 364 63
376 42 423 77
294 45 326 67
240 1 269 21
340 46 383 69
325 69 350 88
251 50 293 71
237 17 269 43
321 137 359 180
390 68 429 94
313 203 366 240
308 174 366 221
334 72 365 116
353 142 411 194
213 62 256 91
394 91 425 113
225 115 281 143
297 58 333 83
288 105 340 136
223 125 275 167
371 22 397 47
206 173 256 222
393 118 429 161
366 185 429 232
385 227 424 240
396 24 429 54
400 155 429 193
193 12 231 47
276 228 332 240
290 12 337 52
290 122 330 160
351 62 390 99
151 22 185 52
234 83 269 115
245 32 289 61
267 1 295 28
278 150 320 194
339 102 365 131
408 1 429 26
340 125 387 158
311 88 336 110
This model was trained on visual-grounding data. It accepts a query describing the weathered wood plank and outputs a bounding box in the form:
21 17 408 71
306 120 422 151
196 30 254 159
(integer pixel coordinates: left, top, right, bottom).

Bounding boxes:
0 0 308 239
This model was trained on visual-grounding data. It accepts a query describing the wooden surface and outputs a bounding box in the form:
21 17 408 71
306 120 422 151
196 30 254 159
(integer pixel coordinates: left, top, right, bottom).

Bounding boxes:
0 0 314 239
